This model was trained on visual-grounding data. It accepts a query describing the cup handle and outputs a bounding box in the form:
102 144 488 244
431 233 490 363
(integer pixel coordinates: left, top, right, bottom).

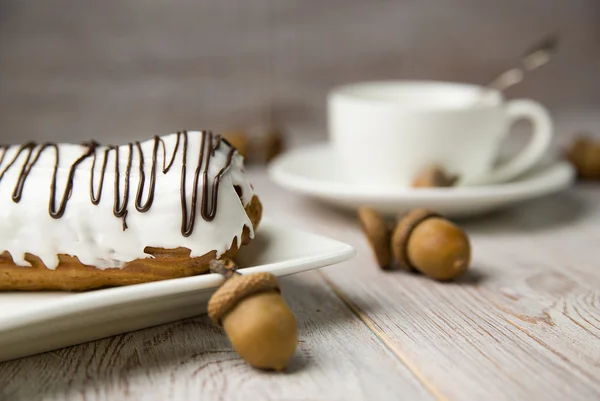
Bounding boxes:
486 99 553 184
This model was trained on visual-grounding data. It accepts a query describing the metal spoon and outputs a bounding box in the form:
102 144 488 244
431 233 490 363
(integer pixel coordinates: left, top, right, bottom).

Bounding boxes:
486 33 559 93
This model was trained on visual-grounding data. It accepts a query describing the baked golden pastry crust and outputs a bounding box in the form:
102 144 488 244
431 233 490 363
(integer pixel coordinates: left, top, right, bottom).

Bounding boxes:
0 131 261 291
0 195 262 291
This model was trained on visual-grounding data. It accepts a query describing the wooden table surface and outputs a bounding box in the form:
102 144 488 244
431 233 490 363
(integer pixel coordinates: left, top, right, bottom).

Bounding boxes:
1 167 600 401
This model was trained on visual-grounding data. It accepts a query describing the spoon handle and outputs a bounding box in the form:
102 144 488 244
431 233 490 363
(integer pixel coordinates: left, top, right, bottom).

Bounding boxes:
486 34 559 93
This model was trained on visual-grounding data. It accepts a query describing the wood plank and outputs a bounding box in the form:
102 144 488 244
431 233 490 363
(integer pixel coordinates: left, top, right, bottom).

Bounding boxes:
0 0 598 146
0 271 434 401
249 172 600 401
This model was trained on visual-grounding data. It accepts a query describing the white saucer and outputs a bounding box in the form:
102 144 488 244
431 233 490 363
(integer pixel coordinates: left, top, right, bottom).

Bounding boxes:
268 143 576 218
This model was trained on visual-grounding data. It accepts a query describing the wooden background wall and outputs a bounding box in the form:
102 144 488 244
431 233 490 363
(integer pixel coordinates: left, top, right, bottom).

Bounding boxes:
0 0 598 144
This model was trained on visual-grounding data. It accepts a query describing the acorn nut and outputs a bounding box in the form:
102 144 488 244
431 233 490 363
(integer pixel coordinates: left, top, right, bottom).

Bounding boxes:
358 207 392 269
208 265 298 371
264 127 285 163
392 209 471 280
222 130 249 158
412 165 458 188
566 135 600 180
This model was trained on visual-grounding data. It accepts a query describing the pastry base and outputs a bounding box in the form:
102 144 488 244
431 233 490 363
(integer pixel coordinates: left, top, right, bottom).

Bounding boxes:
0 195 262 291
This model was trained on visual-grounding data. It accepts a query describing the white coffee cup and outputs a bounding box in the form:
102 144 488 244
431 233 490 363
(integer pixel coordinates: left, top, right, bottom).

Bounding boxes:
328 80 553 187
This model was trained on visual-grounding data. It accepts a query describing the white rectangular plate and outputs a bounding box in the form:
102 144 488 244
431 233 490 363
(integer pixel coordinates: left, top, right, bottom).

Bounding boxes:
0 218 355 362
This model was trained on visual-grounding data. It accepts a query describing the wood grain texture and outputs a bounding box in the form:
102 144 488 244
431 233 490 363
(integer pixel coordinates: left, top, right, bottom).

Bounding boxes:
0 0 598 146
1 2 599 394
1 168 600 400
0 272 433 401
247 172 600 401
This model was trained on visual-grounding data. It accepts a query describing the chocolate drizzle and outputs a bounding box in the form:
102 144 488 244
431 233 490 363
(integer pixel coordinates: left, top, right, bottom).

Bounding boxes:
0 131 237 236
49 142 97 219
201 135 236 222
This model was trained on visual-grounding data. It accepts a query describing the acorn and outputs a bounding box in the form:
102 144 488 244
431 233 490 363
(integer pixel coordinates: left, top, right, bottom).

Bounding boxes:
412 165 458 188
566 135 600 180
391 209 470 280
264 127 285 163
357 207 392 269
222 130 249 158
207 260 298 371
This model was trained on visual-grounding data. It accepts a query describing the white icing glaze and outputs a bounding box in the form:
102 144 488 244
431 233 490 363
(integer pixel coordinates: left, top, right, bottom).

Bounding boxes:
0 131 255 269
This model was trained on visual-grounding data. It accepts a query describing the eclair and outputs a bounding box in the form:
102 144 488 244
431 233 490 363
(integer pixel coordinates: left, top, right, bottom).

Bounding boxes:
0 130 262 291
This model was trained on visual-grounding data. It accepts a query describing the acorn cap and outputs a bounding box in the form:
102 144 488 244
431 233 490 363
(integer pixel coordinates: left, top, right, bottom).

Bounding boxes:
208 272 281 325
392 209 441 270
264 128 284 163
358 207 392 269
222 130 249 158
